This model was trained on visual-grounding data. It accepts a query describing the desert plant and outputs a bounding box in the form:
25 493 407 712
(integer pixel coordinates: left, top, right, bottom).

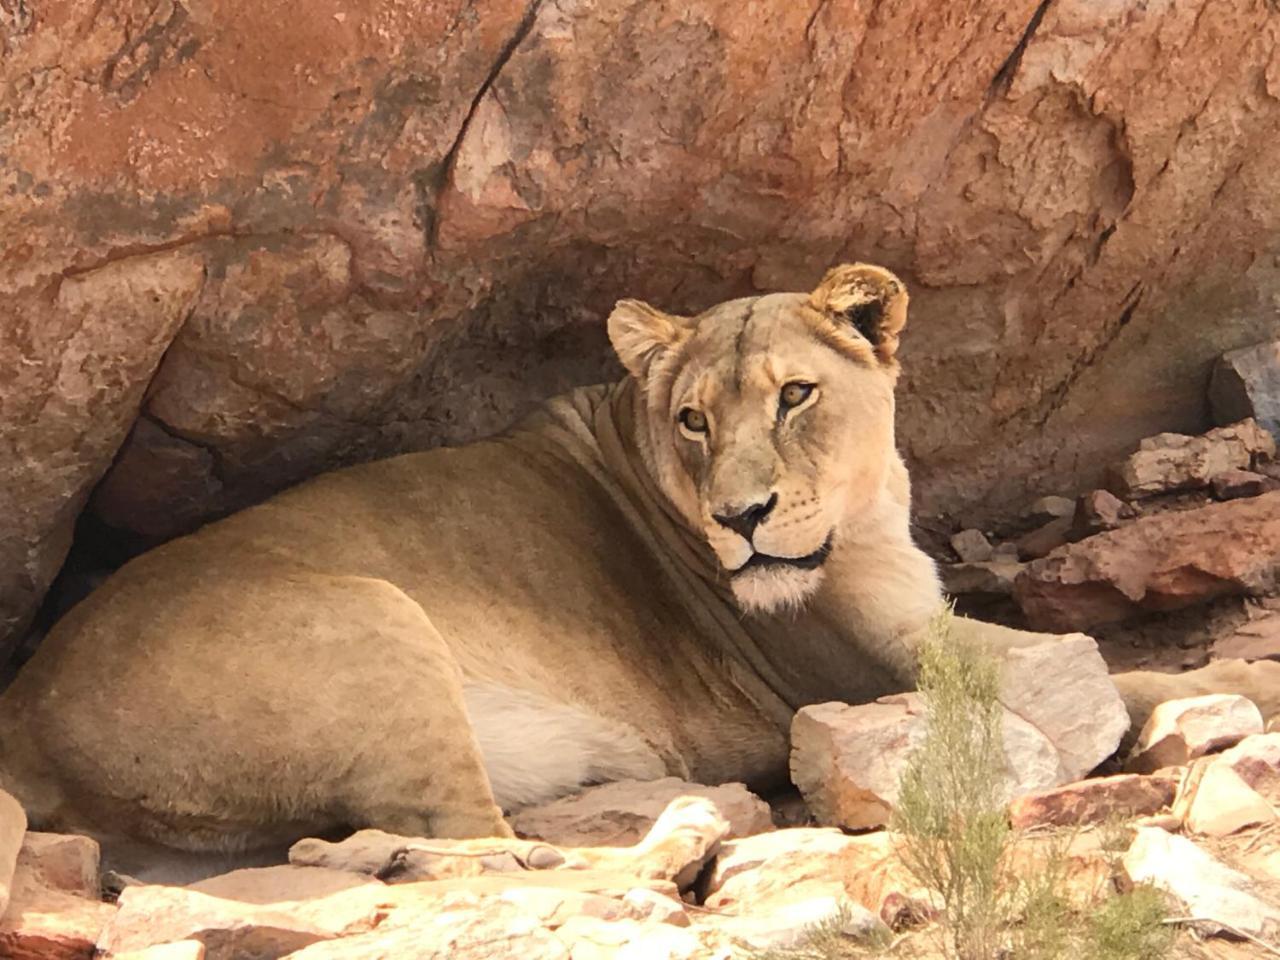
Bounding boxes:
1084 884 1174 960
889 607 1177 960
890 605 1012 960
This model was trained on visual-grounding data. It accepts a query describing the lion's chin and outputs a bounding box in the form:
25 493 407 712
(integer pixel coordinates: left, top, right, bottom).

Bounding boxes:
730 565 826 615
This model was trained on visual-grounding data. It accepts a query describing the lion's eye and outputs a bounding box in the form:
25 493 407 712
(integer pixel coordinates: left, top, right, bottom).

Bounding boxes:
779 382 815 411
679 408 708 434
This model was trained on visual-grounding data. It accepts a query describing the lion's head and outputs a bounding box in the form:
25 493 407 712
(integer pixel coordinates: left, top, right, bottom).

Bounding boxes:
608 263 910 614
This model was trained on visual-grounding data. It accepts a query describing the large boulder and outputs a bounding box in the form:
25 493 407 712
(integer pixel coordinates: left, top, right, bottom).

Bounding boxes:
5 1 1280 655
1210 340 1280 442
1015 491 1280 631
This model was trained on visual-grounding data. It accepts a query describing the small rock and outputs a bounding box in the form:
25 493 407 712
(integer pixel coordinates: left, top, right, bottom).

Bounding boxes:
701 827 924 921
1108 419 1275 498
0 788 24 921
1207 732 1280 804
620 888 690 927
950 528 993 562
714 894 887 951
1008 774 1177 830
1124 827 1280 938
790 694 1063 831
1026 495 1077 525
879 891 935 931
17 833 100 899
990 541 1021 562
1211 468 1277 500
112 942 207 960
97 883 380 960
1185 762 1277 837
1015 516 1073 560
277 893 568 960
1015 491 1280 631
941 560 1022 597
1128 694 1264 773
1071 489 1133 538
1209 340 1280 442
510 777 772 848
186 865 379 904
1211 612 1280 662
0 866 114 960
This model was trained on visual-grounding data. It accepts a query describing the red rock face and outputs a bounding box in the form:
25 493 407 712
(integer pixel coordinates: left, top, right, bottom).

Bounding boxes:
1015 492 1280 632
4 1 1280 651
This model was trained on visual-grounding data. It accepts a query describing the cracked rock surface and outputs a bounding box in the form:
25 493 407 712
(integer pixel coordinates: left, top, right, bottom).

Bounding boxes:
4 0 1280 653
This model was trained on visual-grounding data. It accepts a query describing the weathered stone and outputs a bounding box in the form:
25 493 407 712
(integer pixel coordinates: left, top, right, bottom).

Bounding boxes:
995 633 1130 783
1015 491 1280 631
7 0 1280 658
701 828 925 921
1211 611 1280 663
0 865 114 960
1025 496 1077 525
991 542 1022 562
111 943 207 960
1185 763 1277 838
619 888 689 927
712 894 887 951
950 528 993 562
186 865 379 905
0 250 206 658
16 833 100 900
1124 827 1280 938
1015 516 1073 560
1107 420 1276 499
276 893 570 960
293 798 727 892
1071 489 1133 538
1210 341 1280 442
1207 733 1280 806
1211 468 1278 501
98 883 379 959
1008 774 1176 830
1128 694 1265 774
941 560 1023 597
790 695 1063 831
510 778 772 848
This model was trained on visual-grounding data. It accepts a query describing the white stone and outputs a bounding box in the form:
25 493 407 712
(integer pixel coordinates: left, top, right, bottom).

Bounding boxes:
791 693 1064 831
1129 694 1264 773
996 633 1130 782
510 777 772 848
1124 827 1280 938
1185 763 1277 837
713 894 886 951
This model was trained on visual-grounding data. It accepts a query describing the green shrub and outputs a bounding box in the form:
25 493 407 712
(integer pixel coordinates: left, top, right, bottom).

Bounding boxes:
891 606 1012 960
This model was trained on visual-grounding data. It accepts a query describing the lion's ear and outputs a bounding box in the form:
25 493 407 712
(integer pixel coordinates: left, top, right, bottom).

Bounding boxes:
607 299 689 377
808 263 908 365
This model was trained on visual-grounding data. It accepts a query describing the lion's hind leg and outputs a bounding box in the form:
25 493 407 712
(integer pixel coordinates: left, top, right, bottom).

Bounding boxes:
15 571 511 860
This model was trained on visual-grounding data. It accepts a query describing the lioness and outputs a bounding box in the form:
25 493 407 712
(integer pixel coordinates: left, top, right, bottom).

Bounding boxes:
0 264 1275 870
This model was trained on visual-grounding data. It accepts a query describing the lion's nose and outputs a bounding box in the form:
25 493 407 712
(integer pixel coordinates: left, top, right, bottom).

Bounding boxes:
713 493 778 542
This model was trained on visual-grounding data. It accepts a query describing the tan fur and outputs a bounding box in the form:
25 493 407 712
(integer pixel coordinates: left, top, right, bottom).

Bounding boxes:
0 263 1275 866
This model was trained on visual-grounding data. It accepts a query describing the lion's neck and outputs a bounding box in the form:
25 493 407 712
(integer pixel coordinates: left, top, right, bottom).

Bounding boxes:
591 380 932 712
